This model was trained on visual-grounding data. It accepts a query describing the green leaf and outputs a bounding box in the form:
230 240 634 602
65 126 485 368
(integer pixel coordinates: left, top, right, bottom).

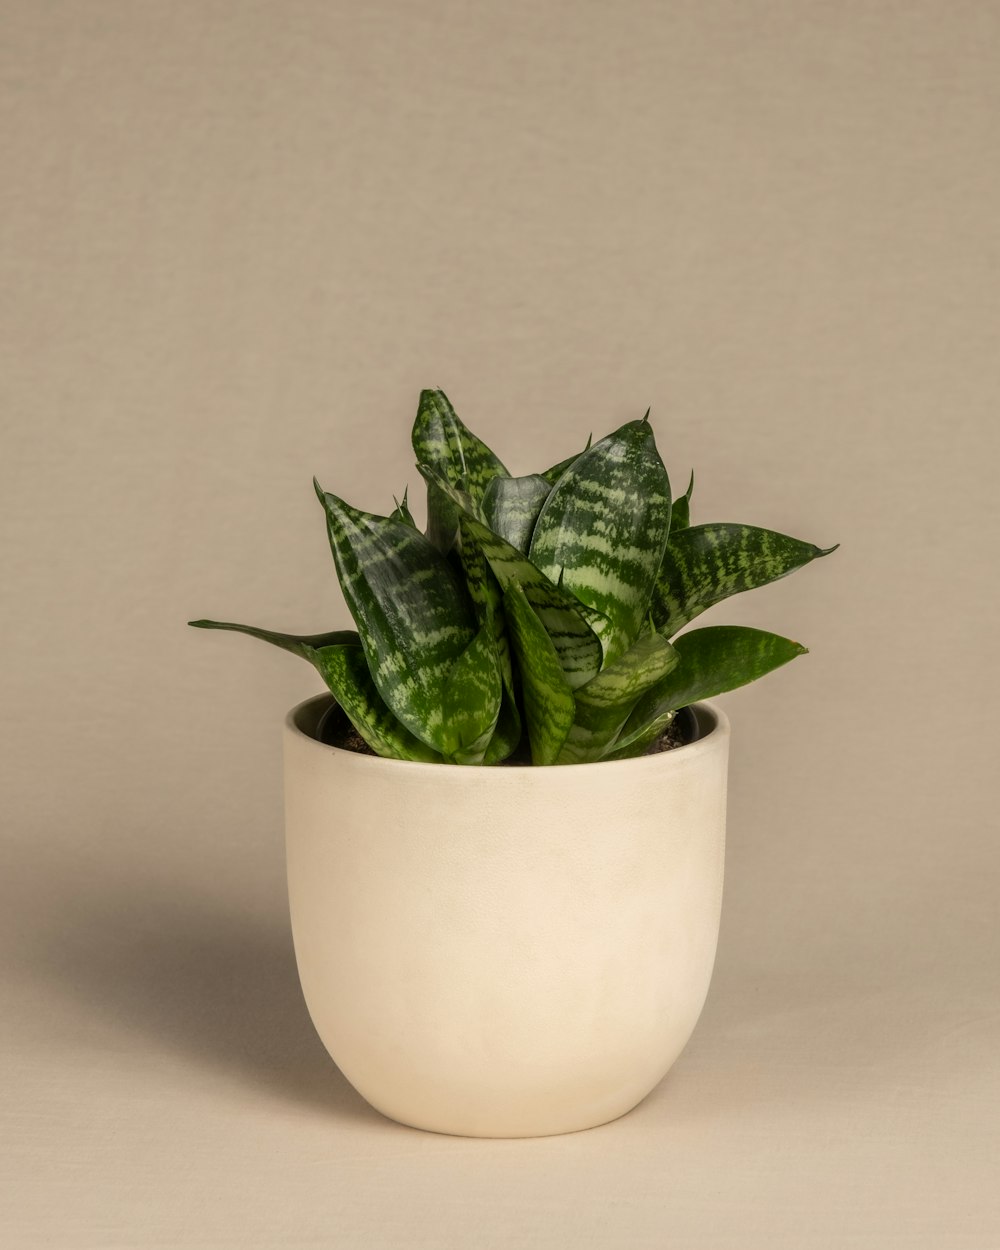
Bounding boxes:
556 631 679 764
390 488 417 528
502 581 575 766
610 625 808 758
411 388 509 550
314 482 476 753
671 471 694 532
481 474 551 554
457 516 514 694
312 644 444 762
441 623 503 765
481 688 522 765
186 619 441 761
529 418 672 665
418 466 605 689
539 434 592 486
651 524 839 637
187 619 360 658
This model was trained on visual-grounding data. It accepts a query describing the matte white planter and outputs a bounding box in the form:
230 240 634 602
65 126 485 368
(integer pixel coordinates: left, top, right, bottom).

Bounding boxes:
284 693 730 1138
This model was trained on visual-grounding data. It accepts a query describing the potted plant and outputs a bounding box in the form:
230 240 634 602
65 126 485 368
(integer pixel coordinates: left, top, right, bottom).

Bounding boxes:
190 389 836 1138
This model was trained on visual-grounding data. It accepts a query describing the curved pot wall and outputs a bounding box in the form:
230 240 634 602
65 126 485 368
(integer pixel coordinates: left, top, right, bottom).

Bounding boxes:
284 693 729 1138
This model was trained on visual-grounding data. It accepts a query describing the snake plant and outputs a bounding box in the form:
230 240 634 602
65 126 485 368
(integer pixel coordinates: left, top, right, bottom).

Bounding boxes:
190 390 836 765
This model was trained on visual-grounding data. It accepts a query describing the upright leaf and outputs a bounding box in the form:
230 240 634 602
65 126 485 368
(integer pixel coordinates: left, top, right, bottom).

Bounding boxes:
503 581 575 766
315 482 476 753
556 631 679 764
441 623 502 765
529 418 672 665
411 388 509 550
671 471 694 532
651 524 839 637
390 488 417 528
610 625 807 758
481 474 551 554
419 466 605 689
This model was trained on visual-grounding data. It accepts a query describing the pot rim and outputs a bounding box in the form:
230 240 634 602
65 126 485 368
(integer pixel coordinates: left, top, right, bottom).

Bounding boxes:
285 694 729 778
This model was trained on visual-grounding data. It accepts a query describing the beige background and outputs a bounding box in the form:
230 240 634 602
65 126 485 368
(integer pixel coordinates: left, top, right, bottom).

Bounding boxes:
2 1 999 1246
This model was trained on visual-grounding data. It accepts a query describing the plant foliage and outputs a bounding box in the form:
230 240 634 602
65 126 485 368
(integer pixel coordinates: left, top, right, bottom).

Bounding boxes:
190 391 836 764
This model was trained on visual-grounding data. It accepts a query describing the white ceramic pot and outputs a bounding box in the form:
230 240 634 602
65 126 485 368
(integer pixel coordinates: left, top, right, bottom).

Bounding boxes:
284 693 730 1138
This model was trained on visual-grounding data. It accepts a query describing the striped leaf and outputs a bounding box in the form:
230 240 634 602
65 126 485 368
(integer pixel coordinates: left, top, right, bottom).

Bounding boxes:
503 581 575 766
540 434 592 486
529 417 672 665
315 482 476 753
411 388 508 551
651 524 839 638
312 643 444 762
419 466 605 689
458 516 514 694
441 623 502 765
671 471 694 532
481 473 551 554
556 631 680 764
186 620 441 761
609 625 808 759
482 689 522 765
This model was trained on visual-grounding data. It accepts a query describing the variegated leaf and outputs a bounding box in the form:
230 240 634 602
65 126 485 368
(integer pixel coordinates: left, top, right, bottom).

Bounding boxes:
457 516 513 694
411 388 508 550
651 524 838 637
312 643 444 762
529 417 672 665
610 625 808 758
418 465 605 689
441 623 502 765
186 619 441 761
556 631 679 764
503 581 574 766
482 688 522 765
315 482 476 753
481 473 551 554
671 471 694 532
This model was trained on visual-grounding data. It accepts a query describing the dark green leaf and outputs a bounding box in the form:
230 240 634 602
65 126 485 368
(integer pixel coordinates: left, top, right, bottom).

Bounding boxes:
315 482 476 753
529 418 672 665
418 465 605 689
671 471 694 532
610 625 808 758
441 623 503 765
481 474 551 554
390 488 417 528
186 619 441 761
556 631 679 764
481 687 522 764
502 581 575 765
312 644 444 762
411 388 508 551
651 524 839 637
187 619 359 658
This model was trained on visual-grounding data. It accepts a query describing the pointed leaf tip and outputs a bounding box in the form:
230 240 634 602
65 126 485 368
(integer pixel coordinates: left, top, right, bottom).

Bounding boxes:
818 542 840 556
642 407 651 423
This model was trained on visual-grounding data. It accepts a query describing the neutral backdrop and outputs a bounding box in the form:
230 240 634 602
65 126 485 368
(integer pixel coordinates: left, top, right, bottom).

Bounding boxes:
2 2 998 1247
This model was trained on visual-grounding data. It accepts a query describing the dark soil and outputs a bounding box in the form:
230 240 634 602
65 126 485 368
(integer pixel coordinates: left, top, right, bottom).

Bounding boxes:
317 705 698 762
